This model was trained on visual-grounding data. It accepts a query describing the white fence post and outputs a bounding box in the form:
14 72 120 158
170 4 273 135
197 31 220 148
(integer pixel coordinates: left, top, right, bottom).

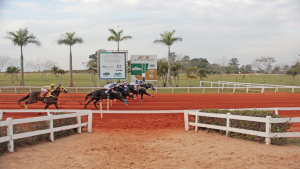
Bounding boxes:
48 114 54 142
187 88 189 93
265 116 271 145
195 113 198 132
14 87 17 93
233 85 236 93
292 87 294 93
7 118 14 152
184 110 189 131
199 81 202 87
76 88 78 93
29 87 32 93
47 110 50 116
88 110 93 133
203 88 205 94
0 87 2 93
0 110 3 121
246 86 249 93
218 87 220 93
172 88 173 93
261 87 264 93
107 97 109 110
275 108 278 115
226 113 231 137
100 101 103 118
77 111 81 134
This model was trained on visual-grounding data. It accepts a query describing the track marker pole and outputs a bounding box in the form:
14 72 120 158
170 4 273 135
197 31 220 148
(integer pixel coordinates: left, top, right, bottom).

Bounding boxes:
100 100 103 118
107 96 109 110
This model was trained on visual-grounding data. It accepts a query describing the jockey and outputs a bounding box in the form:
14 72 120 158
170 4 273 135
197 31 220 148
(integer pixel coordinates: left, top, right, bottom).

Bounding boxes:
104 82 116 98
123 82 128 91
41 83 55 103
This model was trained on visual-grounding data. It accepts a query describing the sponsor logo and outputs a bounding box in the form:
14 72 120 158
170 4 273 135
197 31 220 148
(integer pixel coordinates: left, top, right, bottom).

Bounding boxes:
150 64 155 67
103 72 110 76
102 66 113 68
114 73 122 77
117 64 122 68
116 69 122 71
138 56 150 59
149 70 155 78
132 67 142 70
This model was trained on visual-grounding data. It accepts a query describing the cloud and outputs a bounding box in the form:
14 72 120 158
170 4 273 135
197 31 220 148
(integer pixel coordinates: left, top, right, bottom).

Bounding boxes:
0 0 299 70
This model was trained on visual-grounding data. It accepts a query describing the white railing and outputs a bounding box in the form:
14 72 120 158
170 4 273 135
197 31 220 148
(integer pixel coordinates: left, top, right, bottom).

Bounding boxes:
184 110 300 145
0 84 299 94
200 81 300 93
0 109 93 152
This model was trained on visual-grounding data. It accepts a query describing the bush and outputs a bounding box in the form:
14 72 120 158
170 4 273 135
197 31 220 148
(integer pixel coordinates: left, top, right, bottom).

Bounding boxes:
0 112 84 155
190 109 292 145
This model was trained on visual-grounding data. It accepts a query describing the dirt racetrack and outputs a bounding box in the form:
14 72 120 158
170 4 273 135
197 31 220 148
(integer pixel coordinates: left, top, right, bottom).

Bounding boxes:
1 93 300 169
1 93 300 131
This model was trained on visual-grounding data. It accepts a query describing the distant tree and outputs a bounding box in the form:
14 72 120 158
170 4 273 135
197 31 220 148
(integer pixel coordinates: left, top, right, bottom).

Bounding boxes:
56 32 84 87
286 68 298 79
171 62 182 87
157 60 168 87
186 66 198 87
241 70 247 80
0 56 10 72
107 28 132 51
252 56 276 83
32 58 56 82
25 60 33 77
228 58 239 73
197 68 208 81
187 58 209 69
5 28 41 86
154 30 182 87
5 66 20 84
214 57 228 81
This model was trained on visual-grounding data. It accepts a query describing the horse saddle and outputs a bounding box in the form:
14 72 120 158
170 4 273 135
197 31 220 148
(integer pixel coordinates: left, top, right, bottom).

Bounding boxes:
40 92 51 98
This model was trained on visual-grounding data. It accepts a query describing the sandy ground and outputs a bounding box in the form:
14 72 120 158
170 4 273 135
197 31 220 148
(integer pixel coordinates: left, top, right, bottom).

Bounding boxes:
0 129 300 169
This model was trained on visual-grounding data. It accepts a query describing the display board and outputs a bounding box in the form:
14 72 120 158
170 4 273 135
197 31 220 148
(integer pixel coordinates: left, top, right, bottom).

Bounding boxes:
99 52 126 79
131 55 157 82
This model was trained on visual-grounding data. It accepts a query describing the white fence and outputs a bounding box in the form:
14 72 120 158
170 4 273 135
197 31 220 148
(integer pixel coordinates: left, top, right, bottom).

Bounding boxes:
184 110 300 145
200 81 300 93
0 109 93 152
1 84 299 94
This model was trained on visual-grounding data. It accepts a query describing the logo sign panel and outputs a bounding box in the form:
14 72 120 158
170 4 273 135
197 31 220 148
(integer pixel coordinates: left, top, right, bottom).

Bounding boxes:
99 52 126 79
131 55 157 81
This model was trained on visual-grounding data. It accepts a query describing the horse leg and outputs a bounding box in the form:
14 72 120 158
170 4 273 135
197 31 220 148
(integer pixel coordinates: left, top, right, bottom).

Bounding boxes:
144 92 154 98
24 100 38 109
93 98 100 109
141 94 143 101
84 98 95 109
44 104 50 109
54 103 59 110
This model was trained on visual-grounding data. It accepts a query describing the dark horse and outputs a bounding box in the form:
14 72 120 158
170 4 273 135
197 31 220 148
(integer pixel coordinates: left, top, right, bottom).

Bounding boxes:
114 84 135 100
128 83 155 101
83 89 128 109
17 86 68 109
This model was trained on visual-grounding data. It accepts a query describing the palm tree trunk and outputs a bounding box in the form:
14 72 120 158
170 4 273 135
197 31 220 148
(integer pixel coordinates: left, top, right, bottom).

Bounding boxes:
167 46 171 87
20 46 25 86
69 45 74 87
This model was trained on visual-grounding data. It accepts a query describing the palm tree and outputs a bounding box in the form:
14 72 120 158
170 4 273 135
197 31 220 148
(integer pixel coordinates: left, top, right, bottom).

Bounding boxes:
107 29 132 51
56 32 83 87
153 30 182 87
5 28 42 86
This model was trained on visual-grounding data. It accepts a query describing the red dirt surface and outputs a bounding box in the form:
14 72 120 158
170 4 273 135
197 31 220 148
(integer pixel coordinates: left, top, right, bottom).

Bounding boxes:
1 93 300 131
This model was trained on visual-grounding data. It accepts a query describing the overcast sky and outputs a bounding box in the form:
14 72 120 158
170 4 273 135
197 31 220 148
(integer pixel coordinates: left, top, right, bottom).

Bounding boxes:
0 0 299 70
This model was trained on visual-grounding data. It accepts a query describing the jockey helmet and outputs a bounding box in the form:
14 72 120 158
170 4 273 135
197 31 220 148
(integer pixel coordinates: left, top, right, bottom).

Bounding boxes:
124 82 127 85
113 82 116 85
51 83 55 87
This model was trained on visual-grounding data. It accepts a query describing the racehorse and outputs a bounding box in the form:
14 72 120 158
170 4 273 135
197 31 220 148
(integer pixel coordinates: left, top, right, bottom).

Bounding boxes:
17 85 68 109
83 89 128 109
114 84 135 100
128 83 155 101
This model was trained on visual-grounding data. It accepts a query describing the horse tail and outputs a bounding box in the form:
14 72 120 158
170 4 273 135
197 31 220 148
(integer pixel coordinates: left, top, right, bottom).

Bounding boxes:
85 92 93 101
18 93 30 106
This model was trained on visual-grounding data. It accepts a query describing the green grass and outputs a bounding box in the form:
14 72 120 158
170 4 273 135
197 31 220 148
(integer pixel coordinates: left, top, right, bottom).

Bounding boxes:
0 73 299 93
287 138 300 147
